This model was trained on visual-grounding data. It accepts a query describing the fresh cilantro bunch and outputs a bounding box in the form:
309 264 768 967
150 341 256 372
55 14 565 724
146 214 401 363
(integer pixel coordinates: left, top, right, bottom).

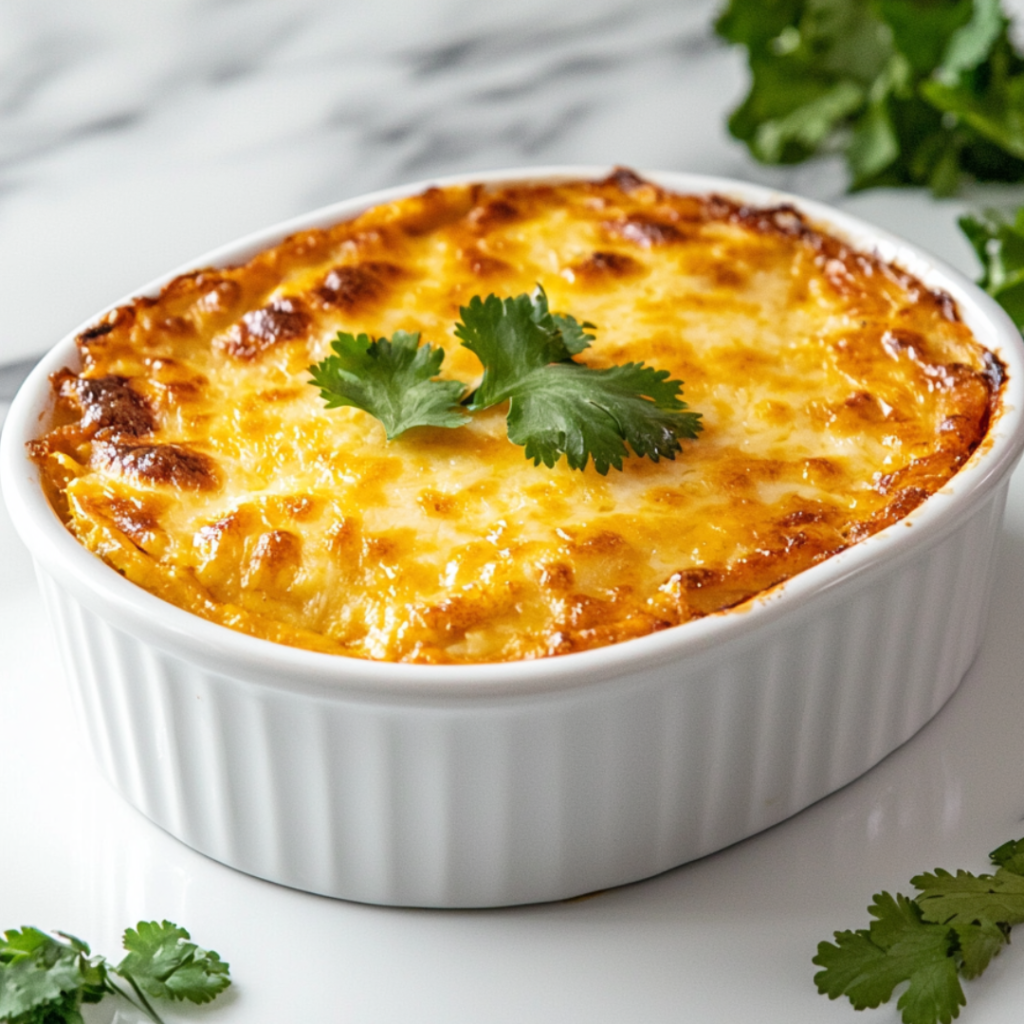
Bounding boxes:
814 836 1024 1023
308 288 702 475
716 0 1024 195
0 920 230 1024
960 207 1024 329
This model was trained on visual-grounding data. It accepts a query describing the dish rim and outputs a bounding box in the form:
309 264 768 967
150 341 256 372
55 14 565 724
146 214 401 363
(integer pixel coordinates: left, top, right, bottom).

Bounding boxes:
4 164 1024 699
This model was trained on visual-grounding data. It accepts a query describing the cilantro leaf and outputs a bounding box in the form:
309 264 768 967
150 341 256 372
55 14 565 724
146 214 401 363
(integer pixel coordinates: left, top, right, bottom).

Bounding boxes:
116 921 231 1005
953 920 1008 979
456 289 701 474
0 921 229 1024
814 837 1024 1022
456 290 579 408
309 330 467 438
716 0 1024 195
0 929 99 1024
989 836 1024 874
913 866 1024 931
502 362 699 474
959 209 1024 330
814 892 964 1024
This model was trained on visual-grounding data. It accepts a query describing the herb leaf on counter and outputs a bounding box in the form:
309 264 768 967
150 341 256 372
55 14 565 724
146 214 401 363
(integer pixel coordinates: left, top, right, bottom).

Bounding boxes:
814 836 1024 1023
456 288 702 474
117 921 231 1006
959 208 1024 329
308 330 468 438
0 920 230 1024
716 0 1024 195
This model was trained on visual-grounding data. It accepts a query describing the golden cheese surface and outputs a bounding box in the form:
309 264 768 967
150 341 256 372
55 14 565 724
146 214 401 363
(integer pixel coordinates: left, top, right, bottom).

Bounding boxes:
31 170 1001 663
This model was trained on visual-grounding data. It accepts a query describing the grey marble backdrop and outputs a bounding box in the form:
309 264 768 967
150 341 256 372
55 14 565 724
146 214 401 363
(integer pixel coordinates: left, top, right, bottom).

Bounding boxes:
2 0 1022 372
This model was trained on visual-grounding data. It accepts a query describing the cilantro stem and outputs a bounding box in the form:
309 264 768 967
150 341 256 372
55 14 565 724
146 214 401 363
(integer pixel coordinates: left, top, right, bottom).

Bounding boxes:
113 971 168 1024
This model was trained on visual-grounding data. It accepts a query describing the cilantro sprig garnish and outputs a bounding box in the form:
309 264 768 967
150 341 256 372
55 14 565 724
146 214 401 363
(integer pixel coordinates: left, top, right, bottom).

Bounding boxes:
716 0 1024 196
307 329 467 438
309 288 702 474
0 920 230 1024
814 836 1024 1023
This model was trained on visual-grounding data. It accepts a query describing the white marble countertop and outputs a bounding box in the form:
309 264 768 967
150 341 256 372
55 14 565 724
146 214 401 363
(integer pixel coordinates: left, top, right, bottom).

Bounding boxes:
5 2 1024 1022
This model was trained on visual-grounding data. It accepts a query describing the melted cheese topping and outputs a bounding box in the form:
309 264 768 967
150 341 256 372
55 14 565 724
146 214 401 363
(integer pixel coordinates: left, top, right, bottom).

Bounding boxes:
31 170 1001 663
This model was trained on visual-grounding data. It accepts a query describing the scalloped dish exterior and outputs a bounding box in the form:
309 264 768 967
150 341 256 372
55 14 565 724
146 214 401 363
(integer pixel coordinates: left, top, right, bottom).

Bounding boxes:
26 169 1005 665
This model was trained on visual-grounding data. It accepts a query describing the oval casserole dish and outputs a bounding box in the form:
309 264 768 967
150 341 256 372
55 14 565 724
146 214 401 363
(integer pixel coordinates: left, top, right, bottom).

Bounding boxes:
4 167 1024 908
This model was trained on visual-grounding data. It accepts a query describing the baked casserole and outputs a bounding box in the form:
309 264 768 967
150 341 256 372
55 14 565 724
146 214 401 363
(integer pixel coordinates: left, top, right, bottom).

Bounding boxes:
28 169 1003 665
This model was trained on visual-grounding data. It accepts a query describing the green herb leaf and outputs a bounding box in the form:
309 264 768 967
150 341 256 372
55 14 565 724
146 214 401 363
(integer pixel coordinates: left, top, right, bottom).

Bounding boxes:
716 0 1024 195
0 921 229 1024
502 361 699 474
456 291 575 408
959 209 1024 330
308 330 468 438
455 289 701 474
0 929 93 1024
953 920 1008 979
814 892 964 1023
912 866 1024 930
989 836 1024 874
813 837 1024 1022
116 921 231 1005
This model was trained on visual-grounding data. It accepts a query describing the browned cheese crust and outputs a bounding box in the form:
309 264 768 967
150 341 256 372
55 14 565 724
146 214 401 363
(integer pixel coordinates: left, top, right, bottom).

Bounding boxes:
29 169 1004 663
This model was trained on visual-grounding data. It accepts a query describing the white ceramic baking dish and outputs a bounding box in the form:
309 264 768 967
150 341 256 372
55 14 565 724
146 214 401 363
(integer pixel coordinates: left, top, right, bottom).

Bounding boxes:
4 168 1024 908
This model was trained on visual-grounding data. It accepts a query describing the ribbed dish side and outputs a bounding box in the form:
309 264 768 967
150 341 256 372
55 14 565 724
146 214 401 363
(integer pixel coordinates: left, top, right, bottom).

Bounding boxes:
32 483 1007 907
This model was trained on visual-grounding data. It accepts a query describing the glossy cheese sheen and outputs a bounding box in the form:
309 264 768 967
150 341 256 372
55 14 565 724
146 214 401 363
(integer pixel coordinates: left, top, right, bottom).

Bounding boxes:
31 171 1001 664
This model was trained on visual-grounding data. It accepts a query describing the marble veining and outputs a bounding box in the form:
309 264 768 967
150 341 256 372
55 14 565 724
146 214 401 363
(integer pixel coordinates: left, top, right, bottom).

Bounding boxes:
0 0 784 370
0 0 1019 383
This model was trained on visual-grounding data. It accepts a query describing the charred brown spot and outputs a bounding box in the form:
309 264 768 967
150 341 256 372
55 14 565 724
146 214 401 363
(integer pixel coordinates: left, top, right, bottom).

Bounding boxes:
76 308 136 355
982 350 1006 390
421 595 490 637
842 390 888 423
78 321 115 341
468 199 520 232
675 568 723 590
882 328 927 359
198 277 242 313
417 489 458 516
883 487 930 521
258 387 304 402
326 516 362 558
573 251 642 279
315 263 401 310
606 216 683 247
222 297 311 358
281 229 329 260
242 529 303 594
93 440 218 491
733 203 810 239
279 495 316 520
54 370 154 437
154 315 195 337
363 534 398 561
464 249 511 276
575 530 625 554
400 186 474 235
604 167 647 193
779 509 823 527
251 530 301 570
80 495 160 547
538 562 574 591
934 289 960 322
561 593 625 631
802 458 841 483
